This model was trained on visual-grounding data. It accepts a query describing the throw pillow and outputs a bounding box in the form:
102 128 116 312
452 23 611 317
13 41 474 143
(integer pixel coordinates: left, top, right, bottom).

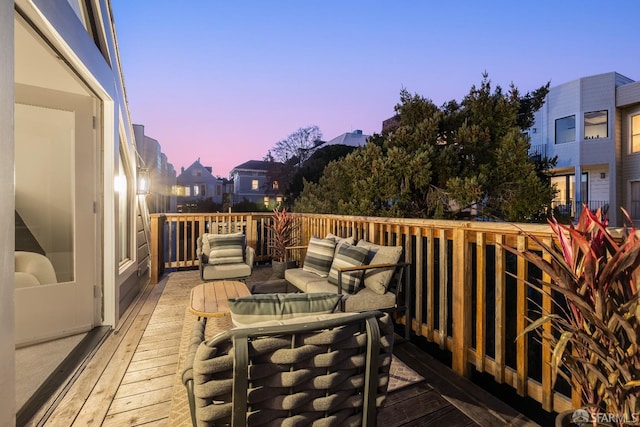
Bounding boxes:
228 292 342 327
356 240 403 294
207 233 244 265
326 233 355 247
328 242 369 293
302 236 336 277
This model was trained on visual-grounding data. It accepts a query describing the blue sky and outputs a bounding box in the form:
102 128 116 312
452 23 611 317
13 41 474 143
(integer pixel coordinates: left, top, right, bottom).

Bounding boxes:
111 1 640 177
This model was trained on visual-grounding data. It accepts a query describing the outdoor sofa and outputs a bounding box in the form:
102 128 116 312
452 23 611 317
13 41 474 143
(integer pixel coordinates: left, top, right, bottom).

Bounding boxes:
284 235 411 339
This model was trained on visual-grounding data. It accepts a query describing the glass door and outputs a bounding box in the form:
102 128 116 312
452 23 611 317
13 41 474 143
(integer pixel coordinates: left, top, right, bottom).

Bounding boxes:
14 16 98 347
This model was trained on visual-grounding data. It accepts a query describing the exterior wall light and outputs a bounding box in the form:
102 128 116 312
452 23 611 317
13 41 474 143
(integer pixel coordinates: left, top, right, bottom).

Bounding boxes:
137 167 151 195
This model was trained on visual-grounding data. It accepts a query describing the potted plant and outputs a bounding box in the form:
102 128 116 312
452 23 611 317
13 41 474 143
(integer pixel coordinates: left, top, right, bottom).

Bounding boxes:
267 206 299 278
504 206 640 427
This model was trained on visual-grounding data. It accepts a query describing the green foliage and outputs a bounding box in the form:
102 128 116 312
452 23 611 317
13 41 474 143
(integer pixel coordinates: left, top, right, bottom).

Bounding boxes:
294 73 555 222
232 198 269 213
505 207 640 425
286 144 358 201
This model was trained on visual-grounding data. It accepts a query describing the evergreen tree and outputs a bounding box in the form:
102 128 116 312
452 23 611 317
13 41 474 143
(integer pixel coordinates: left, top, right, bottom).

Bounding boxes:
295 74 556 222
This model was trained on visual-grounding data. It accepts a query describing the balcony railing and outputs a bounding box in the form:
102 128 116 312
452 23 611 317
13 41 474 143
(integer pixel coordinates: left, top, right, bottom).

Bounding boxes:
149 212 576 414
550 200 609 218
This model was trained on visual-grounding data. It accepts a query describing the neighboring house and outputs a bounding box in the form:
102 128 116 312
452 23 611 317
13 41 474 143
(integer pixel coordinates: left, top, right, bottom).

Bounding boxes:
134 124 177 213
527 72 640 226
319 129 369 148
3 0 152 421
230 160 284 206
175 159 225 211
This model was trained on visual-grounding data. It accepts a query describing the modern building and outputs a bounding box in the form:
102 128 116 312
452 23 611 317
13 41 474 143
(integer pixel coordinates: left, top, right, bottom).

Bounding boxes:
230 160 284 207
134 124 177 214
527 72 640 226
3 1 152 422
175 159 225 211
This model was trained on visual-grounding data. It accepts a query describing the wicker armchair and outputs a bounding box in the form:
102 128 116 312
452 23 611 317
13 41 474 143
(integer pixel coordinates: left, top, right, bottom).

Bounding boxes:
182 311 394 427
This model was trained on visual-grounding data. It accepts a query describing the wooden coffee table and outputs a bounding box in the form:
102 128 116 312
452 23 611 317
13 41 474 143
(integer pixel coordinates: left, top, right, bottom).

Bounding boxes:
189 280 251 318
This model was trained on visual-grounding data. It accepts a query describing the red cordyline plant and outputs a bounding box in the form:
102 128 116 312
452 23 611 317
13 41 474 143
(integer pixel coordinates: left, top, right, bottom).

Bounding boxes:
505 205 640 426
266 207 298 262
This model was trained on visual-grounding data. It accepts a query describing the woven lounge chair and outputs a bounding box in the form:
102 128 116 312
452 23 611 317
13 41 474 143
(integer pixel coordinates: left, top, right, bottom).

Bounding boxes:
182 311 394 427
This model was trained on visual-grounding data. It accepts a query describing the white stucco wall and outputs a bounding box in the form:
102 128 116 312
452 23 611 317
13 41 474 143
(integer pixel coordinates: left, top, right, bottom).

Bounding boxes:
0 2 15 424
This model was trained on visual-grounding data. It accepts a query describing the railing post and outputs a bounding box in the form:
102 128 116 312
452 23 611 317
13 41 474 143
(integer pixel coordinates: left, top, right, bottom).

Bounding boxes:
452 227 471 377
150 214 165 284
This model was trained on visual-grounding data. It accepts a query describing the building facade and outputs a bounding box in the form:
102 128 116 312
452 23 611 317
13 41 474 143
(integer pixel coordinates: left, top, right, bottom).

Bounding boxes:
528 72 640 226
3 1 151 422
230 160 284 207
175 159 225 211
134 124 177 214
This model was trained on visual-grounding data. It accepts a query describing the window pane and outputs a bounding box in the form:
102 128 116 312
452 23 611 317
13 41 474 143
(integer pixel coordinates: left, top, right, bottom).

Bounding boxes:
584 110 607 139
631 181 640 220
555 115 575 144
15 104 75 282
252 180 259 190
632 114 640 153
118 151 130 262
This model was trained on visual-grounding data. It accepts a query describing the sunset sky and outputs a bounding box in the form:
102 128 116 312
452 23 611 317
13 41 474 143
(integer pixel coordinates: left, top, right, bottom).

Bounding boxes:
111 1 640 178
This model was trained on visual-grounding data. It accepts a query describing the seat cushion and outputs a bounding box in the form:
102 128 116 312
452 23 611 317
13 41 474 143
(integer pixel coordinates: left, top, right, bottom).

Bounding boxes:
302 236 336 277
327 243 369 293
285 268 330 292
228 292 341 327
206 233 244 265
306 280 341 294
201 263 251 281
356 240 403 295
342 287 397 312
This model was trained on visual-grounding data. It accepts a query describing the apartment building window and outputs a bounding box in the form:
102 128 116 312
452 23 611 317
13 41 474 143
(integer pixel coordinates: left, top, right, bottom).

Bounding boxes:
555 115 575 144
200 184 206 196
185 186 191 196
631 181 640 220
632 114 640 153
216 185 222 196
584 110 608 139
193 185 200 196
273 181 279 190
252 179 259 190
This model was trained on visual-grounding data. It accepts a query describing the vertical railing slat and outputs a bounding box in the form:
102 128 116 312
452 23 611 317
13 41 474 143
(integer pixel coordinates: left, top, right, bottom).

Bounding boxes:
494 233 506 384
438 228 448 350
475 232 486 372
516 235 528 396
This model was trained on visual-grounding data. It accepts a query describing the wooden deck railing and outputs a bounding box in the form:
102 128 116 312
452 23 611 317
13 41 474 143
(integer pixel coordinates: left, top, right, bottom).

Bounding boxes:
149 212 574 414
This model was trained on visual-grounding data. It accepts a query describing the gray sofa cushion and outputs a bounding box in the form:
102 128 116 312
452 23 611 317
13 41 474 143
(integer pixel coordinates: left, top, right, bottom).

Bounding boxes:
356 240 403 295
228 292 341 327
206 233 244 265
285 268 330 293
201 263 251 281
302 236 336 277
327 243 369 293
343 287 397 312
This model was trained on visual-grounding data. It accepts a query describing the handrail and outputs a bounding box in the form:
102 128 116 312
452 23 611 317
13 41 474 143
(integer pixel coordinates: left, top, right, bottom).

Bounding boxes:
149 211 575 414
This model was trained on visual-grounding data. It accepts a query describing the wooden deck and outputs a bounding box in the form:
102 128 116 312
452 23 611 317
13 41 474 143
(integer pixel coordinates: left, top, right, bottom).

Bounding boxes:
30 267 540 427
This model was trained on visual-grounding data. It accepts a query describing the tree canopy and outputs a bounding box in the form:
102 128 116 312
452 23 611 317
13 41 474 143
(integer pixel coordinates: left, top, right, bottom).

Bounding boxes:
271 125 323 166
294 74 556 222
